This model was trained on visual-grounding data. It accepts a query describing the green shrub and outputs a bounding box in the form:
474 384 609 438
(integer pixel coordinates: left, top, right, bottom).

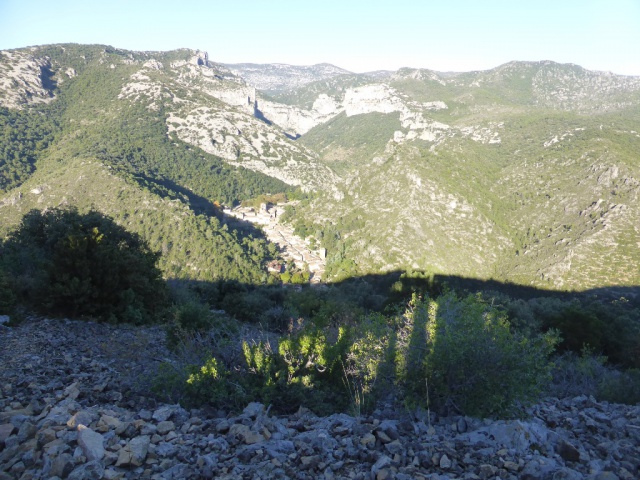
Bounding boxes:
0 207 167 323
166 300 217 348
342 312 396 414
508 296 640 368
0 267 16 315
550 350 640 405
280 271 291 283
399 293 558 417
241 323 354 414
599 368 640 405
543 305 605 353
154 290 560 418
153 356 249 410
549 350 608 399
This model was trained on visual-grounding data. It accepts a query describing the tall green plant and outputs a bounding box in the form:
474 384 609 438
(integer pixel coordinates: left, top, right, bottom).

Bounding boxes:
399 292 558 417
1 207 167 323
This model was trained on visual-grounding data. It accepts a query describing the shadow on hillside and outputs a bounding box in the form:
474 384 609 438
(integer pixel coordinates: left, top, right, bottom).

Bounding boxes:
39 65 57 97
166 270 640 372
135 173 272 240
136 173 220 217
169 269 640 320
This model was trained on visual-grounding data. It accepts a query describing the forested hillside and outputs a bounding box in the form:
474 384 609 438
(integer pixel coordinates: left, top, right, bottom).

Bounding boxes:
276 61 640 291
0 44 295 284
1 44 640 420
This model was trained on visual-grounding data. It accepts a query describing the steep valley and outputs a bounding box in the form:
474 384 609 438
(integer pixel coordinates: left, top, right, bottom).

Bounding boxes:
1 44 640 292
2 43 640 480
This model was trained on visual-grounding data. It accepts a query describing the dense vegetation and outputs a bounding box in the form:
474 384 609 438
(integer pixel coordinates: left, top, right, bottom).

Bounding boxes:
154 271 640 417
0 44 295 285
0 208 167 323
0 106 58 192
1 45 639 419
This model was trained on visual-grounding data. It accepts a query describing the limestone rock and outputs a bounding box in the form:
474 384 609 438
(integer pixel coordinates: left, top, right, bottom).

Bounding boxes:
156 420 175 435
242 402 265 419
0 424 15 444
68 460 105 480
49 452 74 478
557 439 581 462
115 435 150 467
439 454 452 469
1 315 639 480
228 423 264 445
67 411 96 429
77 425 105 461
16 420 36 442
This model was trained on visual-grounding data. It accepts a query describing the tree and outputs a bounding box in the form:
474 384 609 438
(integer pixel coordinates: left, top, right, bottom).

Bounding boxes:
0 207 168 323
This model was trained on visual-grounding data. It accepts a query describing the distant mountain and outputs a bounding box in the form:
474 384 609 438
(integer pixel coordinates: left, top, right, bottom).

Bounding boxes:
222 62 353 93
275 61 640 290
2 45 639 292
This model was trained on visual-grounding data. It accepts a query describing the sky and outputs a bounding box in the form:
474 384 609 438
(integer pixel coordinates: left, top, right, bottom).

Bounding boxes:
1 0 639 75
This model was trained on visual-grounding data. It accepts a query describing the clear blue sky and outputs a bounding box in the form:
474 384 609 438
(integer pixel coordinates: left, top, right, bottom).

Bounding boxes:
1 0 639 75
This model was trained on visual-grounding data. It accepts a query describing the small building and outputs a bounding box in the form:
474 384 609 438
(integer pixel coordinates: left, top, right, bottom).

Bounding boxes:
266 260 284 274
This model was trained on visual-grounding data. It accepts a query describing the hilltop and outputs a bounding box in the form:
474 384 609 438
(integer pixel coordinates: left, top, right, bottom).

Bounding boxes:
2 44 640 291
261 60 640 290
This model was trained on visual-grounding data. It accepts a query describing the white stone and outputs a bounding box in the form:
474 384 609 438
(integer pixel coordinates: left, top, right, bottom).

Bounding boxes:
77 425 105 461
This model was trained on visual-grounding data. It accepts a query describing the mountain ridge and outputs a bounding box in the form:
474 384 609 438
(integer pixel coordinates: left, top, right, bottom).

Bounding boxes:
1 44 639 292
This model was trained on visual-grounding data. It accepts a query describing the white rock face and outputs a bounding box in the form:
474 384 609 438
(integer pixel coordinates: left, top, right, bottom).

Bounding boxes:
166 106 337 191
313 94 340 115
257 101 320 135
343 84 405 116
118 71 164 104
0 51 54 108
143 59 163 70
459 123 503 144
259 84 449 137
258 94 341 136
543 127 586 148
115 54 340 191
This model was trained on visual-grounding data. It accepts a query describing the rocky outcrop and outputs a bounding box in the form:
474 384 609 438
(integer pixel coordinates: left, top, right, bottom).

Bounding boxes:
0 50 55 109
1 317 639 479
258 82 452 138
258 94 341 136
115 51 339 192
223 63 352 93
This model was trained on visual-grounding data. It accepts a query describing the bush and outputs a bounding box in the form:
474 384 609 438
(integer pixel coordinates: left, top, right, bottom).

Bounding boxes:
241 322 354 414
153 290 560 418
166 300 217 348
0 207 167 323
400 293 558 417
0 267 16 315
543 305 605 353
599 368 640 404
550 350 640 405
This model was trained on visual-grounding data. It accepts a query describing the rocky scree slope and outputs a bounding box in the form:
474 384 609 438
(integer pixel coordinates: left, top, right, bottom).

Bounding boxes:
1 317 639 480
